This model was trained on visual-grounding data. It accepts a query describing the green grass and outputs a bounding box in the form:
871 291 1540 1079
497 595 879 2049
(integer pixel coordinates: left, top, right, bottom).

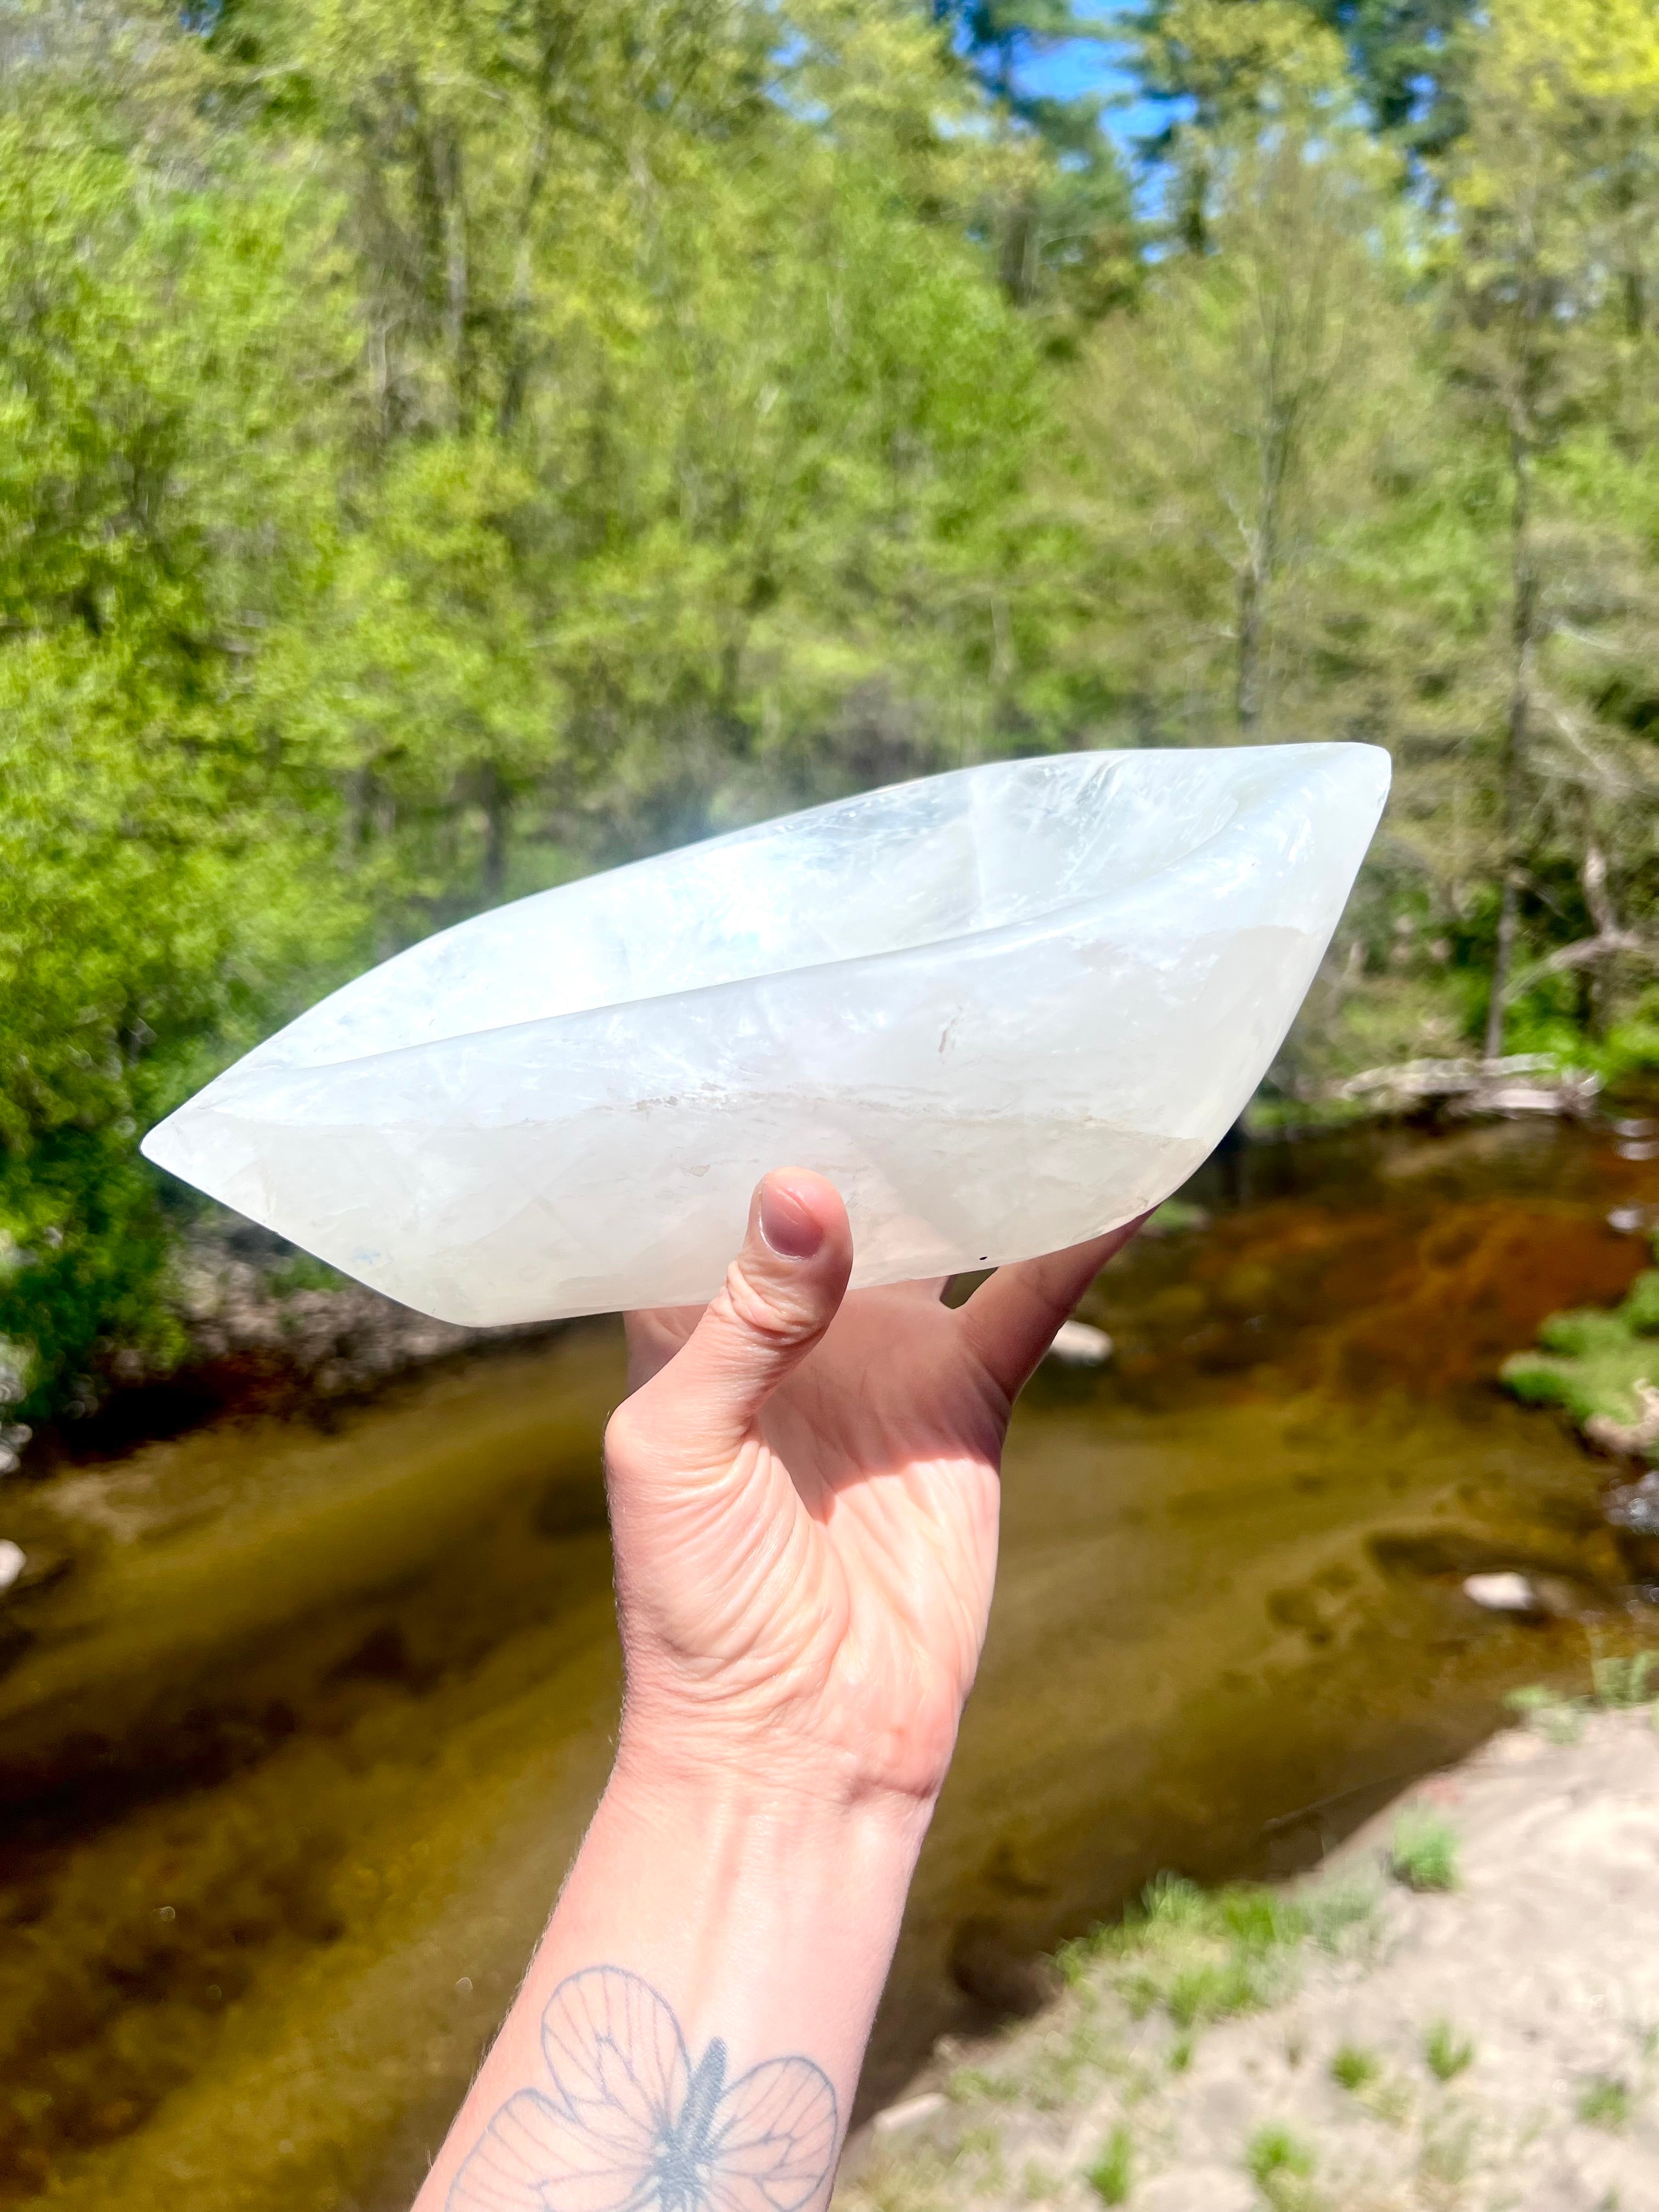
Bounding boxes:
1592 1650 1659 1708
1066 1886 1257 2029
1389 1808 1460 1893
1329 2042 1412 2121
1577 2076 1633 2130
1330 2042 1380 2092
946 2066 1022 2105
1245 2123 1319 2209
1505 1684 1586 1743
1424 2020 1475 2083
1059 1875 1376 2042
1504 1648 1659 1746
1085 2125 1133 2205
1246 2124 1314 2182
1062 1878 1300 2029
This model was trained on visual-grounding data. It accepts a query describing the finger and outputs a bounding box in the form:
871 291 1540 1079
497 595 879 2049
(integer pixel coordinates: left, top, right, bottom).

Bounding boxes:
620 1169 854 1469
960 1217 1146 1403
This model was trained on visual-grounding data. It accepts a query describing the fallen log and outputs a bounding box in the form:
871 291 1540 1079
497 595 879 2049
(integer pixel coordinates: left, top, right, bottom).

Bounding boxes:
1333 1054 1602 1121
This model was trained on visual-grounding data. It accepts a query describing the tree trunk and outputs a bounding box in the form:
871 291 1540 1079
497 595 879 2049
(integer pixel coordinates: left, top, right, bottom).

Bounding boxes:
1235 557 1264 735
1581 838 1617 1041
997 195 1039 306
1178 148 1210 258
1486 882 1521 1060
1484 433 1537 1059
481 763 511 902
341 764 370 867
440 132 470 430
1237 368 1292 737
499 30 562 436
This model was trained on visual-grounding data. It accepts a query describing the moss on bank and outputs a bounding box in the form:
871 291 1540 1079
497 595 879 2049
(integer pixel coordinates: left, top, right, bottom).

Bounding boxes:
1503 1238 1659 1462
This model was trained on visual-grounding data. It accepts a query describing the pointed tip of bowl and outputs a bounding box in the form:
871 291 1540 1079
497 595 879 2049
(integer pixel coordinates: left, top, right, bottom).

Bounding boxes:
1327 738 1392 811
139 1109 194 1186
1358 737 1394 786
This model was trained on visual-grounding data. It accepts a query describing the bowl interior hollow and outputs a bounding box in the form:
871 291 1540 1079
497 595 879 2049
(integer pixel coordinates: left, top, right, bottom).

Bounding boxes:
262 751 1250 1072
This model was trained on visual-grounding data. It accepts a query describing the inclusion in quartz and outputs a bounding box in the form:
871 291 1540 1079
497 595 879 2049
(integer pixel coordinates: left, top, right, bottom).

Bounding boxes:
143 744 1390 1325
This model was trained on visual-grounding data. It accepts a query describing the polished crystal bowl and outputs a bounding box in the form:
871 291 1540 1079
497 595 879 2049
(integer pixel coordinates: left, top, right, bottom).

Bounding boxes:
144 743 1389 1324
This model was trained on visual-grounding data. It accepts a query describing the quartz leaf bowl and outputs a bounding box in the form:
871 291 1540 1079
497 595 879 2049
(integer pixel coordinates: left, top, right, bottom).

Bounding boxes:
143 743 1390 1325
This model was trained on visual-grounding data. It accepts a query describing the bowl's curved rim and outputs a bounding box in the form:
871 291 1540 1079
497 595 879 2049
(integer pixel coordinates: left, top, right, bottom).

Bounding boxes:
434 739 1371 913
146 743 1391 1126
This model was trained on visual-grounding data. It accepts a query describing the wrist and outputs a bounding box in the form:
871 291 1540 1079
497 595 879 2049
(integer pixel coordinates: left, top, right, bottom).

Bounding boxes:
539 1743 935 2097
419 1693 939 2212
612 1640 968 1821
608 1716 941 1855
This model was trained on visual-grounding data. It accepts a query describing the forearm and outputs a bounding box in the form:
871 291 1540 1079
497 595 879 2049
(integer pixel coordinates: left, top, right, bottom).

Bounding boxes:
414 1754 934 2211
407 1175 1104 2210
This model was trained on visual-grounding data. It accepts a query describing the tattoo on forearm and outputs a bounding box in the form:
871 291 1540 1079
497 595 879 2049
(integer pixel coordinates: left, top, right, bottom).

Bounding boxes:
448 1966 840 2212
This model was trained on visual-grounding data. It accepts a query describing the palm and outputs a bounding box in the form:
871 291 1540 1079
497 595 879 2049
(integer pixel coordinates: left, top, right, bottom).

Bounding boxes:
611 1211 1135 1805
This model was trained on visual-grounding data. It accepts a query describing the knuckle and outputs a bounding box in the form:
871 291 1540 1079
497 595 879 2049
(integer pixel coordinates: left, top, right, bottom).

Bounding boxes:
719 1259 819 1348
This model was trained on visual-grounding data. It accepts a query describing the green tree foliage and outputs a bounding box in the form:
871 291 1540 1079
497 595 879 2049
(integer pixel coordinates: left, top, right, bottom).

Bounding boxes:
0 0 1077 1415
238 0 1064 868
0 25 363 1415
1131 0 1480 151
1430 0 1659 1052
1102 0 1659 1092
3 0 1659 1421
932 1 1141 321
1123 0 1353 250
1306 1 1479 147
1070 116 1418 744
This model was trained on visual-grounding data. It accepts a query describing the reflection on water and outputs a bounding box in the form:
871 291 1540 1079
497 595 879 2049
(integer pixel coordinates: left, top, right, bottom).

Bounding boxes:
2 1118 1658 2209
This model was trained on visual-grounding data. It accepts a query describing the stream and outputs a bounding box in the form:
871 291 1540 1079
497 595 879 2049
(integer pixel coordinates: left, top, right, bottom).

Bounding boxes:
3 1116 1658 2210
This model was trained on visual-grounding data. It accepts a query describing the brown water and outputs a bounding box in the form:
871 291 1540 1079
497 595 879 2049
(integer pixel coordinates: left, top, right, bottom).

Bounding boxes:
3 1118 1658 2209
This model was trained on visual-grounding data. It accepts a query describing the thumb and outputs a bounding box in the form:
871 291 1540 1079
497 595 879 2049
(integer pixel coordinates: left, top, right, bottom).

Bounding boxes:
624 1169 853 1469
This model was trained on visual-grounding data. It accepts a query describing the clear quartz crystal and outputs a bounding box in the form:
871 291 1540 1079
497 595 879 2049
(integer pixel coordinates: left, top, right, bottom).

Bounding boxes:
144 744 1389 1325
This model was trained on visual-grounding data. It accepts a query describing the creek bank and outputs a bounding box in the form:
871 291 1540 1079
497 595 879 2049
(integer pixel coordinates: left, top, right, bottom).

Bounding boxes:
5 1119 1659 2208
4 1088 1647 1473
843 1702 1659 2212
4 1214 555 1479
1502 1238 1659 1597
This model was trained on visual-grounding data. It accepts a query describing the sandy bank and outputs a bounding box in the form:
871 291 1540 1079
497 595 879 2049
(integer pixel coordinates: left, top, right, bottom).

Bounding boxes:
843 1702 1659 2212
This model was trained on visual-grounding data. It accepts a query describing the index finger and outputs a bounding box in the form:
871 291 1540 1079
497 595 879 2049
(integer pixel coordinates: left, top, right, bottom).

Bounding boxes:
958 1218 1146 1403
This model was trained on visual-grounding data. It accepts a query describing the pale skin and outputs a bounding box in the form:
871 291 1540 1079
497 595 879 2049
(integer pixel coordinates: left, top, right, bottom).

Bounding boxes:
414 1171 1139 2212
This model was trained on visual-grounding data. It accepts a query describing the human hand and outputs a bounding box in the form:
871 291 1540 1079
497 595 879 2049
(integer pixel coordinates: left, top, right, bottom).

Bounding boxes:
415 1176 1141 2212
605 1171 1139 1820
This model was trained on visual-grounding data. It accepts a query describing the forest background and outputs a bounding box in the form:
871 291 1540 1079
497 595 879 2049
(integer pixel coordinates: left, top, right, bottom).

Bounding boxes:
3 0 1658 1425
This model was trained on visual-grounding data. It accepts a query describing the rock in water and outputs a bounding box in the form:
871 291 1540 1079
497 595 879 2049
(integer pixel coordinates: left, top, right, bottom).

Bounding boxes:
143 746 1389 1326
0 1540 24 1595
1463 1572 1540 1615
1046 1319 1114 1367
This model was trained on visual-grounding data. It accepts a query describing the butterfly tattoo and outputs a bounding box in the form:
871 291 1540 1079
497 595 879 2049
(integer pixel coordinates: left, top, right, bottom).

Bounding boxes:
448 1966 840 2212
